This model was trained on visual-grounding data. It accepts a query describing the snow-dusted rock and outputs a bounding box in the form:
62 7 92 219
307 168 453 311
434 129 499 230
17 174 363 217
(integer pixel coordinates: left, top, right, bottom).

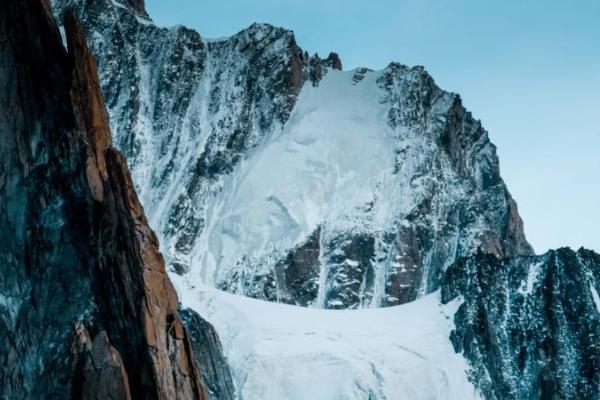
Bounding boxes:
52 0 531 309
442 248 600 399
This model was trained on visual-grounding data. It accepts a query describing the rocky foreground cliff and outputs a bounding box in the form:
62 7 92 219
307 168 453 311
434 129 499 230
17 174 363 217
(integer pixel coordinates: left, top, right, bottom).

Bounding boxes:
0 0 233 398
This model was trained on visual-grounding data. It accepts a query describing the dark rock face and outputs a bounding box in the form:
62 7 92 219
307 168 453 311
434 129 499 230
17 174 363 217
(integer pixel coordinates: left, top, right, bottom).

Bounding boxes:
0 1 222 398
180 309 236 400
322 234 376 309
121 0 147 16
274 227 322 306
442 248 600 399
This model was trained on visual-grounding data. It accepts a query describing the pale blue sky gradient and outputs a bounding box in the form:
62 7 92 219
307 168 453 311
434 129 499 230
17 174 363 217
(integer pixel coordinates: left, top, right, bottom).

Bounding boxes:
146 0 600 253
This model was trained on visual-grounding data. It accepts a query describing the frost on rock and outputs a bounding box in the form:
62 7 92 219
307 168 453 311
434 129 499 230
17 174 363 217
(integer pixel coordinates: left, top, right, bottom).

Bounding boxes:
52 0 531 309
442 248 600 400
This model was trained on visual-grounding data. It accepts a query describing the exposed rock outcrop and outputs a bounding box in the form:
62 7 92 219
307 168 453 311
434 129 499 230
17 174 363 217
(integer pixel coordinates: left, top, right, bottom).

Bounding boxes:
0 1 228 398
442 248 600 399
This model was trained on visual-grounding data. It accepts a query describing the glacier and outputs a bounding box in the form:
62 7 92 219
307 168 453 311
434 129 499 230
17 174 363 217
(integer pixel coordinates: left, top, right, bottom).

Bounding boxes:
174 274 481 400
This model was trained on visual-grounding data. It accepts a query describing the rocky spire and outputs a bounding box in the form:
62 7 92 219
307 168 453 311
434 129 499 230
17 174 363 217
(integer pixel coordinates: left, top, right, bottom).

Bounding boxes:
0 0 214 398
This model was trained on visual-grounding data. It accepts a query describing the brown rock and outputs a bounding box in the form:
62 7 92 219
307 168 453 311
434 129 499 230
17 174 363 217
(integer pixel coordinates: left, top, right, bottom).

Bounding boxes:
63 11 207 400
72 326 132 400
0 1 209 399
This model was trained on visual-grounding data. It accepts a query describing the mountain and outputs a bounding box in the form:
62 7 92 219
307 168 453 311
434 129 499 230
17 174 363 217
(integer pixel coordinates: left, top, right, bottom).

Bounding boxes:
174 247 600 399
51 0 531 309
4 1 599 400
0 1 233 398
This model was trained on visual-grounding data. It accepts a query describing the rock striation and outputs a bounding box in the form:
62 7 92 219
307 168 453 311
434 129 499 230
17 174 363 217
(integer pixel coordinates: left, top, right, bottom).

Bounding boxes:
0 1 232 398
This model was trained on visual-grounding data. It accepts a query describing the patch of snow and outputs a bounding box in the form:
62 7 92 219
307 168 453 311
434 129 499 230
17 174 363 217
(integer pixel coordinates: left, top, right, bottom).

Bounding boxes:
590 284 600 313
58 26 67 50
0 294 21 328
344 259 359 267
193 69 400 285
173 275 481 400
519 261 543 295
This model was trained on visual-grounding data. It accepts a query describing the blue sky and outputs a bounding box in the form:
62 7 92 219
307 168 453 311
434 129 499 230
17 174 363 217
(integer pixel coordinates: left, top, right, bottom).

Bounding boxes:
146 0 600 253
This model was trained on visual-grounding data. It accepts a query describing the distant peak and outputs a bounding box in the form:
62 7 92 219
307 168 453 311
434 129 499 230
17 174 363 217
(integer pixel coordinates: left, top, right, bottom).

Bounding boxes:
236 22 294 42
325 52 342 71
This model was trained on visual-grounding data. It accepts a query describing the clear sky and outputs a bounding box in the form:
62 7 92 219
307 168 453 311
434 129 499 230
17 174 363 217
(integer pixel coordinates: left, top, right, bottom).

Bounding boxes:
146 0 600 254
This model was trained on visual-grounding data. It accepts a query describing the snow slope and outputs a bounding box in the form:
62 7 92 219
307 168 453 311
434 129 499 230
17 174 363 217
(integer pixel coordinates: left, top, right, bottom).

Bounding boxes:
174 275 481 400
194 69 397 297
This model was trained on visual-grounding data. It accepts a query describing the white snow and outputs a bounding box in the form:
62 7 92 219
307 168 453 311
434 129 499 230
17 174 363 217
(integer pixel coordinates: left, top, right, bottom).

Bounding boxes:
519 261 543 295
174 276 481 400
590 284 600 313
58 26 68 50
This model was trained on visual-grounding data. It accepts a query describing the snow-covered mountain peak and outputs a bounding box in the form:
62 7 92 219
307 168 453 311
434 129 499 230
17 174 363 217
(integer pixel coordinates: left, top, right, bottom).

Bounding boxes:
53 0 530 311
192 62 532 308
236 22 293 42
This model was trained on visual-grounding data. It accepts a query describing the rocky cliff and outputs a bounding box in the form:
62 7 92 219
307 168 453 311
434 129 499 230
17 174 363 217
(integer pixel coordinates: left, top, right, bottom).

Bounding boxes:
51 0 531 309
442 248 600 399
0 1 232 398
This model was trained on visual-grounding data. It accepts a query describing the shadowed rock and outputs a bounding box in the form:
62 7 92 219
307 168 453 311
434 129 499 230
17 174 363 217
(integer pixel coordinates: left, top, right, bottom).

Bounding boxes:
442 248 600 399
180 309 237 400
0 1 214 398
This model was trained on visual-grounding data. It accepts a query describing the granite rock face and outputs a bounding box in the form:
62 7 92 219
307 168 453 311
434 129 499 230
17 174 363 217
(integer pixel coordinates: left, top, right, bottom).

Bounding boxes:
50 0 532 309
0 1 229 398
442 248 600 399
